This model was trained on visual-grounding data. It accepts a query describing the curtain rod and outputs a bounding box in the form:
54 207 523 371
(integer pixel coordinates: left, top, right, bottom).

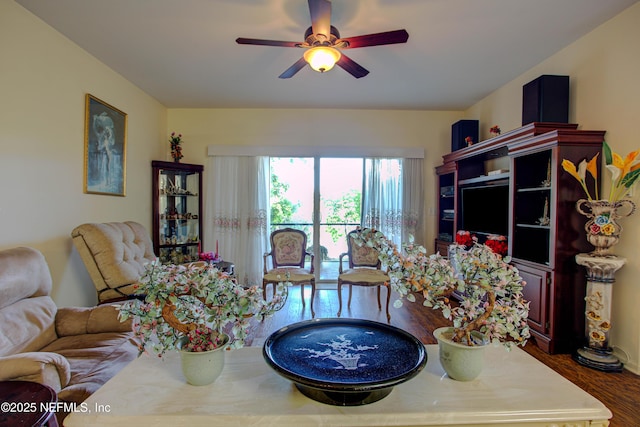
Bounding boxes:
207 145 424 159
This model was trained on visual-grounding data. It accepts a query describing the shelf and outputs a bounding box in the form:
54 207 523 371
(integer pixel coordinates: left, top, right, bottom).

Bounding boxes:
516 223 551 230
517 186 551 193
159 242 200 249
458 173 509 187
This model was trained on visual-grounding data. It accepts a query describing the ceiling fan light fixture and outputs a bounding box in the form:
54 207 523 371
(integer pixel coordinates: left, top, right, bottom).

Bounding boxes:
303 46 341 73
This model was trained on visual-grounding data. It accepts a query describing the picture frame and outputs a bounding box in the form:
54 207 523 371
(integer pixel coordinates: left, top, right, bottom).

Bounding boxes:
84 94 127 196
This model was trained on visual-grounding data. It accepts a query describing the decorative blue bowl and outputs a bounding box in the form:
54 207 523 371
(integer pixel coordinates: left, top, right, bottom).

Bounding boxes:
263 318 427 406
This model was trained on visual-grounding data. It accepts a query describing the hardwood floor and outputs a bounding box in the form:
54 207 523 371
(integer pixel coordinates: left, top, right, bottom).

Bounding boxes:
248 285 640 427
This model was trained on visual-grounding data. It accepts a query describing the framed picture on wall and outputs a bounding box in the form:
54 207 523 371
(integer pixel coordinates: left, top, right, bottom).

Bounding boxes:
84 94 127 196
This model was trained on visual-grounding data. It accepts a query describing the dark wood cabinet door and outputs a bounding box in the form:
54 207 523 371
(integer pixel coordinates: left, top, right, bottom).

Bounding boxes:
515 262 550 335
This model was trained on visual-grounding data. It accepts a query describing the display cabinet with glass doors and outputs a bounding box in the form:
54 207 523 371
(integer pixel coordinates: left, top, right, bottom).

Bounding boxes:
152 161 203 264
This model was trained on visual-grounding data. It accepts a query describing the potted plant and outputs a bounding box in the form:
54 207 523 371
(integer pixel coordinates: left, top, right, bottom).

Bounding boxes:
118 260 288 385
354 229 530 381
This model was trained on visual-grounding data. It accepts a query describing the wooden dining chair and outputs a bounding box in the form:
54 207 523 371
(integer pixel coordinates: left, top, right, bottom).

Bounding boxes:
337 228 391 322
263 228 316 317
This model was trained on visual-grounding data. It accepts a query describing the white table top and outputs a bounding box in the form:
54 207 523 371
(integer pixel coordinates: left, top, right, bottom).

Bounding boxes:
65 344 611 427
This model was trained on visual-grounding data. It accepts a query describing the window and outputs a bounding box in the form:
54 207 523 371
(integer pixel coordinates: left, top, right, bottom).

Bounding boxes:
270 157 363 281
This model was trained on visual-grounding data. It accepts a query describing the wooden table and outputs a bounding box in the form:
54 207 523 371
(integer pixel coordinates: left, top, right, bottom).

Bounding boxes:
65 345 611 427
0 381 58 427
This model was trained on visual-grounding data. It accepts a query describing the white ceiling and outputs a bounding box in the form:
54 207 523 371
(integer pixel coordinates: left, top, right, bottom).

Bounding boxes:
16 0 637 110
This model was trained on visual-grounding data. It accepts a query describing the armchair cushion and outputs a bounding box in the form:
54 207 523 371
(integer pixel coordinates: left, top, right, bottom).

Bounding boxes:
41 332 138 404
0 296 58 357
339 268 389 284
263 267 314 283
56 304 133 337
0 352 71 391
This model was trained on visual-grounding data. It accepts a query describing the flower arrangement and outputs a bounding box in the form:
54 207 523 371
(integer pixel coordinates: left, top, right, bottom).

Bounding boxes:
484 234 508 256
118 260 288 356
199 251 220 262
561 141 640 202
181 325 227 352
354 229 530 348
464 136 474 147
489 125 501 136
455 230 475 248
169 132 184 162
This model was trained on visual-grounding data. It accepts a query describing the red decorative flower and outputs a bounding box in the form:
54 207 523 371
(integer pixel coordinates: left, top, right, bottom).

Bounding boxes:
455 230 475 247
485 234 508 256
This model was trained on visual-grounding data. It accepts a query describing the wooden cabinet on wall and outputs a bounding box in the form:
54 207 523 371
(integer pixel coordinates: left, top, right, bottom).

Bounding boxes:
435 122 605 353
152 161 204 264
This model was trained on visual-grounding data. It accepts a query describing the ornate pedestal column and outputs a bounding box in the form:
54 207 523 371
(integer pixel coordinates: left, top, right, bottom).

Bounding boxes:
574 253 626 372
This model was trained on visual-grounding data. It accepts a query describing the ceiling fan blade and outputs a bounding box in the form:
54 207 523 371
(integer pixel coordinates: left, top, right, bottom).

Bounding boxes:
236 38 301 48
308 0 332 39
340 29 409 49
279 57 308 79
336 54 369 79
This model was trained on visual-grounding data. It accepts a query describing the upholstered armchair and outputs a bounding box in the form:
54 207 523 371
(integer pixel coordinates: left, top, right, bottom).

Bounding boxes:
263 228 316 317
337 228 391 322
71 221 157 304
0 247 137 423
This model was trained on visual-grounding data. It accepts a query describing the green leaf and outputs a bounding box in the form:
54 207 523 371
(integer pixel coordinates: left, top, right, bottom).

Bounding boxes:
603 141 613 166
620 168 640 188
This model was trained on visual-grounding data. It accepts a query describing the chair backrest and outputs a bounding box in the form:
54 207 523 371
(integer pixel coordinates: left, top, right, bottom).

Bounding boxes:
346 229 382 269
269 228 309 268
0 247 58 356
71 221 156 303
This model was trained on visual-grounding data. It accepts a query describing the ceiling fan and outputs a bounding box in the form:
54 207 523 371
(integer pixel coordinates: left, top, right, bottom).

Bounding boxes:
236 0 409 79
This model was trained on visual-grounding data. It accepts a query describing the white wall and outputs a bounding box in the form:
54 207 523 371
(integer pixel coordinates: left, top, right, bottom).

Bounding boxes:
465 2 640 373
167 108 461 249
0 0 167 307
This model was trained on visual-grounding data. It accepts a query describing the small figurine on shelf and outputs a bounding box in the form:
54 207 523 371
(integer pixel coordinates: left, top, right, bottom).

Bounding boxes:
541 158 552 187
489 125 501 138
169 132 184 162
538 197 550 226
464 136 474 147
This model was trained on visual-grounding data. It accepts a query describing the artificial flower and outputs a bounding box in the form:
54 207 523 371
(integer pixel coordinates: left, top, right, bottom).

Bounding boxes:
118 261 288 356
353 229 530 349
169 132 184 161
561 141 640 201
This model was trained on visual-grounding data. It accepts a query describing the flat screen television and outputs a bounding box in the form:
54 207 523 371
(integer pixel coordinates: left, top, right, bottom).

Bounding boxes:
460 183 509 237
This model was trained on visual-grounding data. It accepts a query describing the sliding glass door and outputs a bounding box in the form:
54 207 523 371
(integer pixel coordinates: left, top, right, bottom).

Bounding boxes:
269 157 363 281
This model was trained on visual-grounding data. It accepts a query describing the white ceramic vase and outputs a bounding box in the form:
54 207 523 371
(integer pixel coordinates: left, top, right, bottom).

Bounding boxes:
434 327 486 381
177 333 228 386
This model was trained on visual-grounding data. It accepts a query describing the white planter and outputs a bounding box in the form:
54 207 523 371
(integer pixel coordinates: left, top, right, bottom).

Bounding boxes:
434 327 486 381
177 334 228 386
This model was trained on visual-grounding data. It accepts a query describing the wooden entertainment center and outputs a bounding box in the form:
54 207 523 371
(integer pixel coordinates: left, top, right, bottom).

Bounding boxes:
435 122 605 353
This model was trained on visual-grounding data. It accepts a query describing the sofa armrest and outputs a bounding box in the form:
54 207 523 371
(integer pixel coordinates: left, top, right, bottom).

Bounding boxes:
0 352 71 391
56 304 133 337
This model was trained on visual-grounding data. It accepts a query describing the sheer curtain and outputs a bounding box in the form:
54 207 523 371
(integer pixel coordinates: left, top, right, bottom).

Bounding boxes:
362 158 423 247
205 156 270 286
